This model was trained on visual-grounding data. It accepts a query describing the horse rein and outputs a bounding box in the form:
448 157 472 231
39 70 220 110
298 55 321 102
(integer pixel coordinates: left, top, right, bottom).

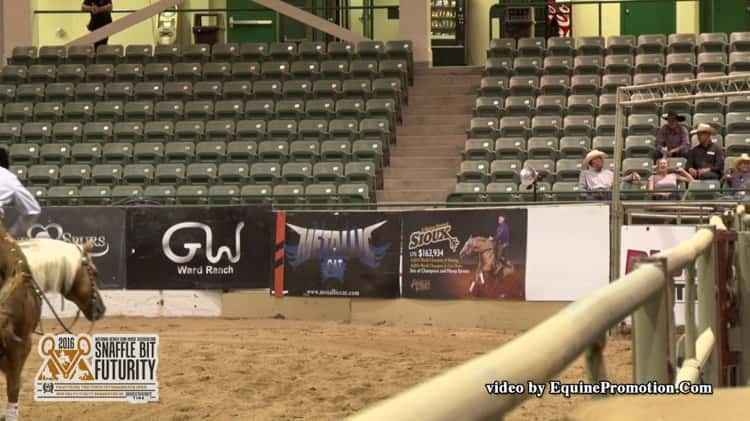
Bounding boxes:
32 244 99 337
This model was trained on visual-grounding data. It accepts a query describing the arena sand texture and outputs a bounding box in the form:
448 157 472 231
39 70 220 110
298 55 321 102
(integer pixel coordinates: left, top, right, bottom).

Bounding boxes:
7 317 633 421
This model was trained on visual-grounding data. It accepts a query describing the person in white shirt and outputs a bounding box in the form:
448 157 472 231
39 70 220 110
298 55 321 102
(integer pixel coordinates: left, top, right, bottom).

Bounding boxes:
0 149 41 238
577 150 640 200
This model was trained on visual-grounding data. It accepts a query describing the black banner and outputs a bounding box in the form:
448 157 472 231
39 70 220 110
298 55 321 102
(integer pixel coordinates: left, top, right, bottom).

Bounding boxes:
279 211 401 298
10 207 127 289
401 209 528 300
126 206 273 289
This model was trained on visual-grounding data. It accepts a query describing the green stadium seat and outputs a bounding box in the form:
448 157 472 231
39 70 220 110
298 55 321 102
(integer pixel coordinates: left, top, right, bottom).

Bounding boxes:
625 135 656 158
57 64 86 84
164 142 194 163
328 41 355 61
10 166 27 183
206 120 235 141
486 182 519 202
272 184 305 206
499 116 529 138
298 41 325 61
217 163 248 184
227 141 257 162
240 43 267 62
21 122 52 143
249 162 281 184
134 81 164 101
457 160 490 183
214 100 244 120
71 143 102 164
91 164 122 185
186 163 217 184
306 98 336 120
28 65 56 84
194 81 222 101
124 45 152 64
34 102 64 123
267 120 297 140
298 120 328 141
231 62 260 81
38 46 67 65
372 78 404 105
94 101 124 122
78 185 110 205
685 180 721 200
96 44 124 65
182 44 210 63
253 80 282 100
257 140 289 162
261 61 290 80
123 164 154 185
567 94 597 116
211 43 239 63
59 164 91 185
328 119 358 141
102 143 133 164
124 101 154 121
447 182 485 205
173 62 202 82
5 102 33 123
154 100 184 121
236 120 266 141
281 162 312 184
535 95 566 116
493 138 525 160
144 63 172 82
552 181 583 201
543 56 572 76
352 139 384 168
104 82 132 101
10 46 36 66
531 116 562 138
196 141 226 162
305 183 338 206
208 184 240 205
350 60 379 79
290 62 319 82
16 84 45 103
359 119 391 145
0 123 21 144
726 134 750 155
155 163 186 184
133 142 164 164
39 143 71 164
1 65 28 84
320 60 349 80
222 81 252 100
184 100 214 120
484 57 512 77
28 164 59 185
176 185 209 205
144 185 176 204
312 80 342 100
527 137 559 159
283 80 313 101
175 121 205 142
289 140 320 162
490 159 522 183
240 185 272 205
366 98 397 126
113 122 143 143
144 121 174 142
0 84 16 104
111 185 144 202
559 136 591 158
313 161 345 183
46 186 79 205
275 99 306 120
345 161 376 188
154 45 181 64
244 99 275 120
114 63 143 82
86 64 114 83
338 183 370 204
555 158 583 181
320 140 351 162
9 144 39 165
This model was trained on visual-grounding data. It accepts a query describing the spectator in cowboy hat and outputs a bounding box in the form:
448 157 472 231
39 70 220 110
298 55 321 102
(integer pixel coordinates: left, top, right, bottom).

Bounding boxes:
577 150 640 200
655 111 690 159
725 153 750 199
686 123 724 180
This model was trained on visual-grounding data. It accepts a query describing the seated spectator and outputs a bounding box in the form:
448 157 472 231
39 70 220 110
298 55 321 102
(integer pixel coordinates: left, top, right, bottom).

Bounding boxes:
725 153 750 199
578 150 640 200
647 158 694 200
687 123 724 180
655 111 689 159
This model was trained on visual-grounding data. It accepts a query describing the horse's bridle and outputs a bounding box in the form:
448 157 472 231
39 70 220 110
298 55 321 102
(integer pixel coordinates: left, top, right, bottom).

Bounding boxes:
32 244 101 336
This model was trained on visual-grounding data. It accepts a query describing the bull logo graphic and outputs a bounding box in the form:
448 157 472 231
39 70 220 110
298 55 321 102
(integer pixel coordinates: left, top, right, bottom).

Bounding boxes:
162 222 244 264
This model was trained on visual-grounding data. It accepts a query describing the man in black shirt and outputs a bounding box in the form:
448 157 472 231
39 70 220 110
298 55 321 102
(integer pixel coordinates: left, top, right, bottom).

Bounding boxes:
687 123 724 180
82 0 113 49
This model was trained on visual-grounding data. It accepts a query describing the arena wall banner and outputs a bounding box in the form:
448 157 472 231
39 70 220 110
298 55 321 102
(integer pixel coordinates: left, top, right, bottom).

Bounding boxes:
126 206 273 289
620 224 697 326
401 209 528 300
9 206 127 289
274 211 401 298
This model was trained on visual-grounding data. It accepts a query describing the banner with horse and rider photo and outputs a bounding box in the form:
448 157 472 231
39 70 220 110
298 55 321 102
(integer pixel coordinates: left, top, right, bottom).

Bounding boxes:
401 209 528 300
274 211 401 298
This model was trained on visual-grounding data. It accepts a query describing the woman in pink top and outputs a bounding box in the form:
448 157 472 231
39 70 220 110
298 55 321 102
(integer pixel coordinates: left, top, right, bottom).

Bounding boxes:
648 158 694 200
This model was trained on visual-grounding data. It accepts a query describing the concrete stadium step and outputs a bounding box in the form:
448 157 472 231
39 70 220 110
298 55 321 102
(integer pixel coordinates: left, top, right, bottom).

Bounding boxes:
389 156 462 168
397 125 468 136
395 135 466 146
376 189 452 203
383 178 456 190
384 167 458 178
402 114 473 126
390 145 464 157
415 66 484 76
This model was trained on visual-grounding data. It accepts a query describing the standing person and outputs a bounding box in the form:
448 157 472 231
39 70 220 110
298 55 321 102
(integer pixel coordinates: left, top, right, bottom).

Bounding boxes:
493 215 510 274
0 149 41 239
82 0 113 49
655 111 690 159
686 123 724 180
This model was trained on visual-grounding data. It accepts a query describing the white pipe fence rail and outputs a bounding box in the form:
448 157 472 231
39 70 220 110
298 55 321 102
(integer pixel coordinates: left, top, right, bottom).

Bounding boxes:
348 210 740 421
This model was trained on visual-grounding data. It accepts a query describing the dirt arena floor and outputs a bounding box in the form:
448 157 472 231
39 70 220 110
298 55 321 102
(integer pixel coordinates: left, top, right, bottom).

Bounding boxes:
7 317 633 421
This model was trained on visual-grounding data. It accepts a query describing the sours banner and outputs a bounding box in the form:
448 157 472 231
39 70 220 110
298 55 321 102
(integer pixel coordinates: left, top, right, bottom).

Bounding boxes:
126 206 273 289
275 211 401 298
402 209 528 300
10 206 127 289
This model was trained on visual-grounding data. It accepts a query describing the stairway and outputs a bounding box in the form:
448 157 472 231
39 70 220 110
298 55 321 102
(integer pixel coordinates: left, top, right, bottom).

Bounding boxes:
377 65 483 204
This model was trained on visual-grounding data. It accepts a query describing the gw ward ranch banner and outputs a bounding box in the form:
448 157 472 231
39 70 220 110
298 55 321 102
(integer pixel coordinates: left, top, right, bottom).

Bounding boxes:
401 209 528 300
126 206 273 289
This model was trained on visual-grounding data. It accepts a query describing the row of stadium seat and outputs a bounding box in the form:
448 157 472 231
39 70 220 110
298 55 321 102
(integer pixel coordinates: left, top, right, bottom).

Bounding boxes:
0 61 409 86
0 79 406 104
0 98 400 127
27 182 372 207
9 41 414 69
10 160 378 188
474 93 750 117
466 113 750 139
486 33 750 58
483 53 750 77
454 156 747 184
448 179 735 203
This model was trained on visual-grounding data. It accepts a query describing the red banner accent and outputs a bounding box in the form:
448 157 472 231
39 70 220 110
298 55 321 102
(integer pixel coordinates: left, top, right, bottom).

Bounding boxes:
274 211 286 298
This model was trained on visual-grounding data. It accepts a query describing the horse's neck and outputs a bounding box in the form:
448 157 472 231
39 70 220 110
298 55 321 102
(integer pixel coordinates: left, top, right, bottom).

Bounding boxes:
19 240 80 295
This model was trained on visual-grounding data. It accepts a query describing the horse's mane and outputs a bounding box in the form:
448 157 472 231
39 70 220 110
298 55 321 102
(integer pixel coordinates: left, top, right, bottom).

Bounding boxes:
17 239 83 295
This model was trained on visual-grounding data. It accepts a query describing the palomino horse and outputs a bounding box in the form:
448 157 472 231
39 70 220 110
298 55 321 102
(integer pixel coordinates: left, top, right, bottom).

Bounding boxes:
459 235 513 296
0 238 105 421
